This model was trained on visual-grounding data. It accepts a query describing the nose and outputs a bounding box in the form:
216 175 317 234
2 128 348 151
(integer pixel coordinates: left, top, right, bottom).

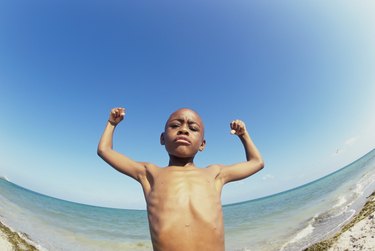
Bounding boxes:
177 127 189 135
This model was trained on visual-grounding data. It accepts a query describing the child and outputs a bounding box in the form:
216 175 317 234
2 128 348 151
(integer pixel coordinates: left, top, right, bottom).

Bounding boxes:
98 107 264 251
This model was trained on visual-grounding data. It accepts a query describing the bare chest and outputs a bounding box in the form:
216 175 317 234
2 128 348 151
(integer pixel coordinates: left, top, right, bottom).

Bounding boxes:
150 168 220 203
144 167 225 251
146 168 223 225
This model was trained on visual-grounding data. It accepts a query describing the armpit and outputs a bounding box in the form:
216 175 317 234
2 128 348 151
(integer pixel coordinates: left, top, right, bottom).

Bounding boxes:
207 164 225 190
138 163 158 194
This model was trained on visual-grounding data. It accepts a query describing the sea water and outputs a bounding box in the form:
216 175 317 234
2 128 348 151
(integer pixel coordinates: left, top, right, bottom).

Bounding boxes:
1 149 375 251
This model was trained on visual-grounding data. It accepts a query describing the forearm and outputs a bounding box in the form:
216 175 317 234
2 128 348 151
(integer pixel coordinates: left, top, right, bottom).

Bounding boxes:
239 131 263 164
219 131 264 184
97 121 117 155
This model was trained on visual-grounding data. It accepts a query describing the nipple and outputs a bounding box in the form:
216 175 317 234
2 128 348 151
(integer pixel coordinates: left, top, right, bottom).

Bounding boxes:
185 223 190 227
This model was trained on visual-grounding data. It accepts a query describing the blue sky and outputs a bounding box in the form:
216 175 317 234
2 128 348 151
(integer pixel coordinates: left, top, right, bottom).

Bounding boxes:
1 1 375 209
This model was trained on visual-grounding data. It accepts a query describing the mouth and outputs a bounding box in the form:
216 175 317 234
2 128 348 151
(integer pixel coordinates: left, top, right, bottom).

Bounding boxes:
175 136 191 145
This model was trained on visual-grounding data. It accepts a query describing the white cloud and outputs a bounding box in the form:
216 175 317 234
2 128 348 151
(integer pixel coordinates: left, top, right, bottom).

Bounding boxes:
262 174 275 181
344 136 358 146
333 136 359 156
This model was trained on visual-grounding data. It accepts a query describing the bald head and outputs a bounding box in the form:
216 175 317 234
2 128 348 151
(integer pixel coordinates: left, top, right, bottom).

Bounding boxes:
165 108 205 135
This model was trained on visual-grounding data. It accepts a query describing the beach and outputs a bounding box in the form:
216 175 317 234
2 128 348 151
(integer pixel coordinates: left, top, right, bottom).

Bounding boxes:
1 149 375 250
306 191 375 251
0 220 38 251
0 192 374 251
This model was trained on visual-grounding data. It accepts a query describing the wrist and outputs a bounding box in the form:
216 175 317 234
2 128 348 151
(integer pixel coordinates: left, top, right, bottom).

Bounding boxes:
108 120 117 126
238 131 250 140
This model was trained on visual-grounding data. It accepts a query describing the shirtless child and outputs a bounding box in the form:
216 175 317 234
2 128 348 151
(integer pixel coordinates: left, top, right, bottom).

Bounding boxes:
97 107 264 251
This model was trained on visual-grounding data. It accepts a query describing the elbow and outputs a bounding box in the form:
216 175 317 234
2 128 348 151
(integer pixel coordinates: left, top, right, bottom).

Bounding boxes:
97 146 107 158
249 155 264 171
97 148 103 158
96 147 103 157
258 159 265 171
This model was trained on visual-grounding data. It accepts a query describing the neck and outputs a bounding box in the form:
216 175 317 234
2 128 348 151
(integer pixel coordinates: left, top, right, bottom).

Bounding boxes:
168 155 195 167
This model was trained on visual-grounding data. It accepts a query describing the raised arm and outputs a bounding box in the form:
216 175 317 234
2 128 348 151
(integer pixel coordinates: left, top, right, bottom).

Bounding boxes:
219 120 264 184
97 107 146 181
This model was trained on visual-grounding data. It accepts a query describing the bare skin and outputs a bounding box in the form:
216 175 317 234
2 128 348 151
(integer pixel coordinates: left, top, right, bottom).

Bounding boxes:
98 107 264 251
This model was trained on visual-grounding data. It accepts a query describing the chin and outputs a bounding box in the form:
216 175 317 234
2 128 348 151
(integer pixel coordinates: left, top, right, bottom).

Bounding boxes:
166 146 197 158
172 152 195 158
170 149 197 158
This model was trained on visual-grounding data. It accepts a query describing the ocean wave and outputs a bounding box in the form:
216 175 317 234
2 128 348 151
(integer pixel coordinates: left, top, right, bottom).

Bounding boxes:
285 222 315 245
333 195 347 209
281 205 357 250
0 176 9 181
355 172 375 195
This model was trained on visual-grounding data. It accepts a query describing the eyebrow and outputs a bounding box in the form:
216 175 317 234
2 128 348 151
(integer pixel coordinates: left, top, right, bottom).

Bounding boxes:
169 119 201 127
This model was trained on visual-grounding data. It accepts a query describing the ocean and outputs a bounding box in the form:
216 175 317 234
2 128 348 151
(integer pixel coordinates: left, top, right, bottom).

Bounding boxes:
1 149 375 251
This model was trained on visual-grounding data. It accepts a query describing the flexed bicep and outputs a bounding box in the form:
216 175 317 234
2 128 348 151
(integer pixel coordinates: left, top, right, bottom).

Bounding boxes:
98 148 146 181
97 107 146 181
219 119 264 184
219 161 264 184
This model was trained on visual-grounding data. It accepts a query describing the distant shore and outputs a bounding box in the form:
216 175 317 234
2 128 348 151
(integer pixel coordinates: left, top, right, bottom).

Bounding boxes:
305 191 375 251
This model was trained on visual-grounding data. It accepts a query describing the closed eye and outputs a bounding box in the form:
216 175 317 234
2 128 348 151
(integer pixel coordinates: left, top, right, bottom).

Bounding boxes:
190 126 199 132
170 123 180 128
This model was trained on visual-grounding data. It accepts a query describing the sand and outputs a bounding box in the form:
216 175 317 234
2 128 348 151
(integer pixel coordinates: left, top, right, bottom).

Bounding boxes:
0 220 39 251
0 230 13 251
306 191 375 251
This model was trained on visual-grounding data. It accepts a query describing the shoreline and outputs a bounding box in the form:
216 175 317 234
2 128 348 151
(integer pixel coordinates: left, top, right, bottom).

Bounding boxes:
305 191 375 250
1 193 374 251
0 220 39 251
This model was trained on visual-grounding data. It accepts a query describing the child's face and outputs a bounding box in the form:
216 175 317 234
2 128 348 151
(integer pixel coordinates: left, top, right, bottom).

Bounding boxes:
161 109 206 158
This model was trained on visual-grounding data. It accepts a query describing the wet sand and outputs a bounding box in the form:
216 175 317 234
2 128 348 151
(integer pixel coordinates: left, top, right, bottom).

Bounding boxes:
306 191 375 251
0 220 39 251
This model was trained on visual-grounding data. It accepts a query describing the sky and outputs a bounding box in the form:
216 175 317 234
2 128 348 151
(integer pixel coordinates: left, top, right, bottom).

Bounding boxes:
1 0 375 209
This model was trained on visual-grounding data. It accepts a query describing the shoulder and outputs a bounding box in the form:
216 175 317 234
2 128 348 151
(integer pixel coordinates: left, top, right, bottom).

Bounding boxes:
142 162 161 172
205 164 226 190
136 162 160 179
206 164 224 175
137 162 161 191
207 164 224 169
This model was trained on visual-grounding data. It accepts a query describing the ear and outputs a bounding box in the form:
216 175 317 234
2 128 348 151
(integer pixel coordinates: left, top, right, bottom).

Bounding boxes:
199 139 206 152
160 132 165 145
